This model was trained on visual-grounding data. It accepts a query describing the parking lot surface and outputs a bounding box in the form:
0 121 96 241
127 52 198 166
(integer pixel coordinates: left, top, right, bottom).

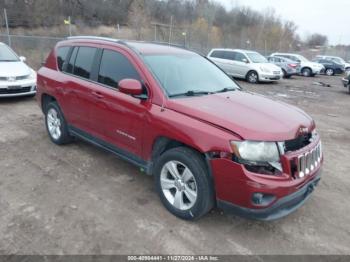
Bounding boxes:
0 75 349 255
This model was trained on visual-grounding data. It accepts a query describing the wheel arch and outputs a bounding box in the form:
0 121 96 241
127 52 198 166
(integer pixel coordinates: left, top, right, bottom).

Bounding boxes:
41 93 57 113
150 136 214 179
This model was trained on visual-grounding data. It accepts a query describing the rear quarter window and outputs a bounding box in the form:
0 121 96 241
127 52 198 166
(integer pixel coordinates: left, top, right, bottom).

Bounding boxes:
210 50 226 59
56 46 70 71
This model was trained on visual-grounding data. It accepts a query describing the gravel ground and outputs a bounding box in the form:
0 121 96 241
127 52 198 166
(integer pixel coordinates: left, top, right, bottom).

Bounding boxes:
0 74 349 255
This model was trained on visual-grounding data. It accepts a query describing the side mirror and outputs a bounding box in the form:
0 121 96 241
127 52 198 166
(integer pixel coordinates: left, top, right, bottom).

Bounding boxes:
19 56 26 62
242 58 249 64
118 79 143 96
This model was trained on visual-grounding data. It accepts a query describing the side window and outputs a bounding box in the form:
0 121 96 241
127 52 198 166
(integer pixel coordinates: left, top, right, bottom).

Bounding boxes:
98 49 140 88
73 47 97 79
56 46 70 71
66 47 78 74
210 51 225 59
235 52 247 62
224 51 236 61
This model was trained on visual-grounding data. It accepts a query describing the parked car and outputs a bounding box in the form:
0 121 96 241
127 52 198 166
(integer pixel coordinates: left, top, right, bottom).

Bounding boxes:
37 36 323 221
315 55 350 72
271 53 324 77
267 56 300 78
312 58 345 76
342 70 350 93
0 42 37 98
207 49 283 83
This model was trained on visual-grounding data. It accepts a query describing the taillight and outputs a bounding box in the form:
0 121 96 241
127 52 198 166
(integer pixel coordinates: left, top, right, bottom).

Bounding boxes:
288 63 297 68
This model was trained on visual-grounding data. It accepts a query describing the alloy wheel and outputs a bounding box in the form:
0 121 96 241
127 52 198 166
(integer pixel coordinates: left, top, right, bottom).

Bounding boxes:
160 160 198 211
326 69 334 76
47 108 62 140
248 72 258 83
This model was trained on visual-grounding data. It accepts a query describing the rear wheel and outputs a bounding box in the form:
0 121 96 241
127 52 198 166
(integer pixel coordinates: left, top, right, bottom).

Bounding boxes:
282 69 287 78
45 102 73 145
154 147 214 220
301 68 312 77
325 68 334 76
246 71 259 84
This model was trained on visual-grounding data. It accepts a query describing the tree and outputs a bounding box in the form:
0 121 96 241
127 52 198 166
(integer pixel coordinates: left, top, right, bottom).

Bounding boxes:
306 33 328 47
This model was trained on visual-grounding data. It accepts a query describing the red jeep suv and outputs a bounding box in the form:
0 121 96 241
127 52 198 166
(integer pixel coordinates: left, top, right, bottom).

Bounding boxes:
37 36 323 221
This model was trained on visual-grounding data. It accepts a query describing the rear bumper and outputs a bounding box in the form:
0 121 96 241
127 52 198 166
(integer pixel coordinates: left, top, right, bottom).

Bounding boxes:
217 173 321 221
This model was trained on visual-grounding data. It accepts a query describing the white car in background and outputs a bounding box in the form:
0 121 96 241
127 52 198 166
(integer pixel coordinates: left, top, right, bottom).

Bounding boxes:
271 52 324 77
315 55 350 72
207 49 283 83
0 42 36 98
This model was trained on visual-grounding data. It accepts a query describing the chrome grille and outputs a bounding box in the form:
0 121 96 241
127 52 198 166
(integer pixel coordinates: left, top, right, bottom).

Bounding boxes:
297 142 322 178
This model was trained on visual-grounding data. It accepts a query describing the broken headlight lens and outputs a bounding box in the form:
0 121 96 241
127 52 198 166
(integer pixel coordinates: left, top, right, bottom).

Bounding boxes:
231 141 283 173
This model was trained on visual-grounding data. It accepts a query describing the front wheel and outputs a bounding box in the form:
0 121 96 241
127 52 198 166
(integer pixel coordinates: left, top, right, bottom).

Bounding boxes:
301 68 312 77
246 71 259 84
325 68 334 76
154 147 214 220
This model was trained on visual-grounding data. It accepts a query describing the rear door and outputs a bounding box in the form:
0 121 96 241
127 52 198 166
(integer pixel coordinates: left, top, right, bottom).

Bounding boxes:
208 50 230 72
60 46 99 132
231 52 250 77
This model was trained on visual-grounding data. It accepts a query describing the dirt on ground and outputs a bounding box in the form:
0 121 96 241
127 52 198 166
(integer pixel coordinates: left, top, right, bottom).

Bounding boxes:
0 75 349 255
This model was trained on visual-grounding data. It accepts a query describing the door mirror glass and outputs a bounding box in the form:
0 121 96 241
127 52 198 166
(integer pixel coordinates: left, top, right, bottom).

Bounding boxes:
118 79 143 96
19 56 26 62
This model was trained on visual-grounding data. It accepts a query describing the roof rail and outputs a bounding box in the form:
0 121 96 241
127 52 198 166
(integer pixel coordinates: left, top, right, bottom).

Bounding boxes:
67 36 127 45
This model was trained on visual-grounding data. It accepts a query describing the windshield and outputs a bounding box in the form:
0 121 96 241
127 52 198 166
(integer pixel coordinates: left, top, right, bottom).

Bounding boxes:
0 45 19 62
246 52 267 63
331 57 345 64
143 53 239 97
295 55 309 62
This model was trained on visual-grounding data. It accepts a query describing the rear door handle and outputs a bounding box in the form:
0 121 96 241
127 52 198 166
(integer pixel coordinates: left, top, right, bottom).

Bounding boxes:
91 91 104 99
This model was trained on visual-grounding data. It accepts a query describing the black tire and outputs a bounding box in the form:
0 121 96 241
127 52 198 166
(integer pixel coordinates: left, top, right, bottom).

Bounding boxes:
246 71 259 84
301 68 312 77
325 68 334 76
154 147 214 220
282 69 287 78
45 101 73 145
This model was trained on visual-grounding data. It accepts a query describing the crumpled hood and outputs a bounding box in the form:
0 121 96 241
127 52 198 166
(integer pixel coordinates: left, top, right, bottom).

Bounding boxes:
0 61 31 77
166 91 314 141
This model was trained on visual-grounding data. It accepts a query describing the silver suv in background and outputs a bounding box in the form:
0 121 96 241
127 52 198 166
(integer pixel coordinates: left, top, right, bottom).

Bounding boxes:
208 49 283 83
267 56 300 78
271 53 324 77
315 55 350 72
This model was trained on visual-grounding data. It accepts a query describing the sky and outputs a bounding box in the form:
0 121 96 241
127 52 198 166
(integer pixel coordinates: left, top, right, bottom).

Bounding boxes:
216 0 350 45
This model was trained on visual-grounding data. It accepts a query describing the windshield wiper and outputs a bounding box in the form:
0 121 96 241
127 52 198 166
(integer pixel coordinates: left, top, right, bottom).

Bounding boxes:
214 87 236 93
169 90 212 98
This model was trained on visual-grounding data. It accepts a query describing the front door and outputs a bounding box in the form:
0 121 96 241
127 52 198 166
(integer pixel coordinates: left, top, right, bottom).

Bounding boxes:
88 48 148 156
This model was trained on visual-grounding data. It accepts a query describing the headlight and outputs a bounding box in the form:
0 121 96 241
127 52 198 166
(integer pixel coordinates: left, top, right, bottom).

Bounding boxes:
231 141 280 162
29 69 37 80
259 67 271 73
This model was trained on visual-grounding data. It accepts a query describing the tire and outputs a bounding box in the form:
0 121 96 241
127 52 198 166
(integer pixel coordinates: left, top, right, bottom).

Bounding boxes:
325 68 334 76
154 147 214 220
301 68 312 77
45 101 73 145
246 71 259 84
282 69 287 78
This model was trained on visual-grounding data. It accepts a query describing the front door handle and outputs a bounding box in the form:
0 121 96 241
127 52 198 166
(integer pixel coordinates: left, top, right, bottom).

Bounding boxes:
91 91 104 99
